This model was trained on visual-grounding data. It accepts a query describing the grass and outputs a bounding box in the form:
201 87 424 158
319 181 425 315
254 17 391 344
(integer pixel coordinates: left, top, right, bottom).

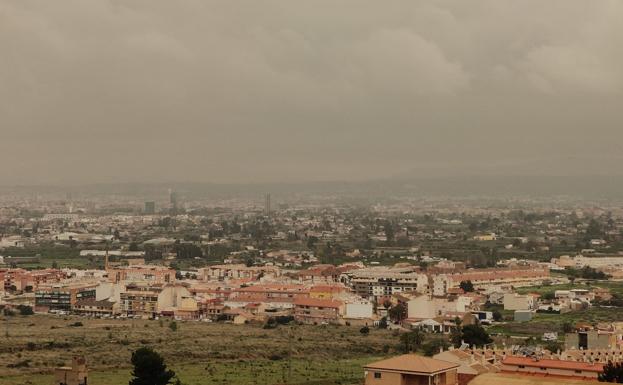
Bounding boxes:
486 281 623 339
3 245 90 269
516 280 623 297
0 357 374 385
0 315 393 385
487 307 623 338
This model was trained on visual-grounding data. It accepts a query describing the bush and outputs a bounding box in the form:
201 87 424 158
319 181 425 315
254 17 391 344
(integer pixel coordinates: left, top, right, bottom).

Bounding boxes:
69 321 84 327
360 326 370 335
169 321 178 332
17 305 34 316
422 339 450 357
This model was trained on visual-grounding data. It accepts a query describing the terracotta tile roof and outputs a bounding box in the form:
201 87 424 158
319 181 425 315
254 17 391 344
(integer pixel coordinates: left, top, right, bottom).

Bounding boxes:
470 372 603 385
294 297 343 308
502 357 604 372
365 354 459 374
309 285 347 293
470 363 490 374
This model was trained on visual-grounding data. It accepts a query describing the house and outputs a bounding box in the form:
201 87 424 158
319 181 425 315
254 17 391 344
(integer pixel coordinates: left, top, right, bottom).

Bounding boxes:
503 294 535 311
501 356 604 380
433 349 500 385
72 299 117 316
469 373 603 385
473 233 497 241
565 329 615 350
297 265 342 284
309 284 349 300
293 297 344 324
107 264 175 284
35 282 98 312
344 300 374 319
364 354 459 385
514 310 533 322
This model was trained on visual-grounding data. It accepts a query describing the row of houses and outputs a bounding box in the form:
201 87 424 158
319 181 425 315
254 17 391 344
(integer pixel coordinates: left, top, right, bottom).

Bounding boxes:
364 347 607 385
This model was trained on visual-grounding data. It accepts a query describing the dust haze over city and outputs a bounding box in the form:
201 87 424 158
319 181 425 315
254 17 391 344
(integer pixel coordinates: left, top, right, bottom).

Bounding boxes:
3 2 623 385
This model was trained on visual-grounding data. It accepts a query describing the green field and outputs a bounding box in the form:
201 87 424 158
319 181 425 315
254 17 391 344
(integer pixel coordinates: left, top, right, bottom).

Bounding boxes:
483 280 623 339
516 280 623 297
0 315 393 385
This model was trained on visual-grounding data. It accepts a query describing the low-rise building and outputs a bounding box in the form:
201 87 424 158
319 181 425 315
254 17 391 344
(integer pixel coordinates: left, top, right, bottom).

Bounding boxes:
364 354 459 385
107 265 175 284
72 299 117 316
501 356 604 380
503 294 536 311
293 297 344 324
35 282 98 312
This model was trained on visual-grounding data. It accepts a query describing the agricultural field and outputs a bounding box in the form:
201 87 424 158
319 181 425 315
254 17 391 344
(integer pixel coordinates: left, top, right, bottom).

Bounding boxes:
515 280 623 297
0 314 394 385
488 282 623 340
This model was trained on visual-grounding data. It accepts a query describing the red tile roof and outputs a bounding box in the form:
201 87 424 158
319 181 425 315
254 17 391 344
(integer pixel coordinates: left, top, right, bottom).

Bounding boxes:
294 297 343 308
365 354 459 374
502 357 604 373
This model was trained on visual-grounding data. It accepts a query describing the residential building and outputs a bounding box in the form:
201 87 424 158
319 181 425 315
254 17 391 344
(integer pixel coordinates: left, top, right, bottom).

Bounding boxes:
364 354 459 385
344 266 427 300
501 356 604 380
200 264 281 281
503 294 536 311
107 264 175 284
469 373 602 385
72 299 117 316
565 329 616 350
293 297 344 324
35 282 98 312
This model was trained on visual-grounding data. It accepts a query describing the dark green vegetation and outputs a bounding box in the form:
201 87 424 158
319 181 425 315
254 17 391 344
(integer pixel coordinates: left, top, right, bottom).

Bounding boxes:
129 347 176 385
599 361 623 383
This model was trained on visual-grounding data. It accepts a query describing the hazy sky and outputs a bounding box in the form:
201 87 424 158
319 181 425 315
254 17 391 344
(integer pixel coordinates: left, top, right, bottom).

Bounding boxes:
1 0 623 185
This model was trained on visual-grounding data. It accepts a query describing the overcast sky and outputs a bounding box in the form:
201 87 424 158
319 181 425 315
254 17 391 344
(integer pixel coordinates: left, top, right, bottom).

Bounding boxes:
1 0 622 185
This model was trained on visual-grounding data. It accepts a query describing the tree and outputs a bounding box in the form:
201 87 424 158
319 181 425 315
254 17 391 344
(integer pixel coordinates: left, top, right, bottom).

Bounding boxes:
306 236 318 250
378 317 388 329
169 321 178 332
492 310 502 322
400 330 425 353
384 221 395 244
388 303 407 322
17 305 34 316
129 347 176 385
459 280 474 292
541 292 555 301
458 324 492 347
422 339 450 357
599 361 623 383
562 322 574 334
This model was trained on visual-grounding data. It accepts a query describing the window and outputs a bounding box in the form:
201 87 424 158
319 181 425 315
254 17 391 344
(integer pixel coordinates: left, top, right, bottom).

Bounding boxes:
540 367 546 371
518 365 525 369
575 370 582 374
374 372 382 379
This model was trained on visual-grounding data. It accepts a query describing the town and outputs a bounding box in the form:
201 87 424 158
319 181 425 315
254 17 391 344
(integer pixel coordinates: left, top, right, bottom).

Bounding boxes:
3 1 622 384
3 191 623 385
